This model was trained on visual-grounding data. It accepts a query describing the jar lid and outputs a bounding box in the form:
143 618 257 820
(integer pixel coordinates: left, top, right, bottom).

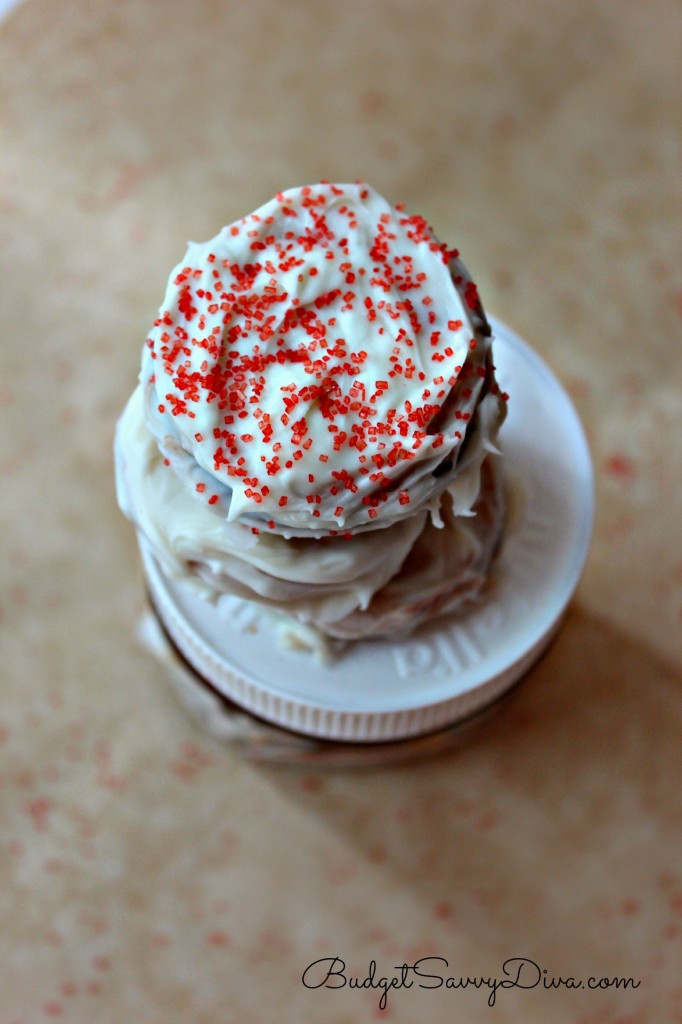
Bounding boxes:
139 319 594 743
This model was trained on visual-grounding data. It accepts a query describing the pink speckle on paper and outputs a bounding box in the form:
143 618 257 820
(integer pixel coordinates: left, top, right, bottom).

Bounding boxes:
565 375 589 399
401 941 439 963
95 740 127 791
52 358 73 383
605 452 637 480
650 580 670 602
619 372 644 399
11 583 28 606
300 773 324 793
649 258 670 280
60 405 78 427
603 513 634 544
25 797 52 832
76 910 109 935
475 809 500 831
168 740 214 781
455 796 474 816
378 138 399 160
433 900 455 919
672 288 682 320
669 892 682 914
494 762 514 783
358 89 385 115
327 862 356 885
649 952 666 972
472 888 494 909
418 849 438 872
206 930 231 948
510 708 535 730
108 161 147 203
219 828 239 852
494 110 516 137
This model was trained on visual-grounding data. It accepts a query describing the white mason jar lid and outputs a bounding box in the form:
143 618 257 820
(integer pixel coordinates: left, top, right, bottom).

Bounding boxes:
139 319 594 743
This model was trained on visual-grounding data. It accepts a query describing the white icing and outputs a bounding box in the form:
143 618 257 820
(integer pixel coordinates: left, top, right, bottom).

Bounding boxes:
139 182 505 536
116 183 508 640
115 385 504 640
116 386 427 625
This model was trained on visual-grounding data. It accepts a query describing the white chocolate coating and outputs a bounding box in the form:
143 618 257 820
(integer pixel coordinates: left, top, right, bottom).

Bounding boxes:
116 183 508 639
139 182 506 537
115 386 504 638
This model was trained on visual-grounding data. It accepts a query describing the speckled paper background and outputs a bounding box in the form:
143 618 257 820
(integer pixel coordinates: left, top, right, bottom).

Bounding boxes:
1 1 681 1021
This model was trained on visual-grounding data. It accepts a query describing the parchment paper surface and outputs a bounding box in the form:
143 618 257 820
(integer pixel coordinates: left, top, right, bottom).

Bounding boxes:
1 2 681 1020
